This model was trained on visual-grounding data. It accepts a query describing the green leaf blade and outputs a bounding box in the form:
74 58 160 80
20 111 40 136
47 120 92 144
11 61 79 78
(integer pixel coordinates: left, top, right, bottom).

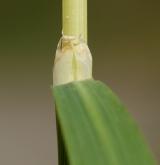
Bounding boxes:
53 80 156 165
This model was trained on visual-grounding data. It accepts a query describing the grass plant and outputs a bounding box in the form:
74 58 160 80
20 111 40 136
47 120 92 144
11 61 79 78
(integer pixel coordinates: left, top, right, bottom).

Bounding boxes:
52 0 156 165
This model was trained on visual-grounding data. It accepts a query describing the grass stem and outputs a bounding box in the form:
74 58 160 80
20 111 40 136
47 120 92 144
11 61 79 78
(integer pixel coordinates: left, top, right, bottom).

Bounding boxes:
63 0 87 42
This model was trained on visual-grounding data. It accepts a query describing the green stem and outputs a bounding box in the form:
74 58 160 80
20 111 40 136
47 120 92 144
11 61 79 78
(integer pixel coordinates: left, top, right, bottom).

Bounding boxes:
63 0 87 43
56 2 89 164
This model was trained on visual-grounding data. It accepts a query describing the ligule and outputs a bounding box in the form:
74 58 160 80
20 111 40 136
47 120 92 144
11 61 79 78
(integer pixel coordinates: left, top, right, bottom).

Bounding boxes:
53 36 92 87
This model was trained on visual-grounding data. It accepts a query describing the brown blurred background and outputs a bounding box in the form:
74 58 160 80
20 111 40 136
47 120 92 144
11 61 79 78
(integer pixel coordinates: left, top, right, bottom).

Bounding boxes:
0 0 160 164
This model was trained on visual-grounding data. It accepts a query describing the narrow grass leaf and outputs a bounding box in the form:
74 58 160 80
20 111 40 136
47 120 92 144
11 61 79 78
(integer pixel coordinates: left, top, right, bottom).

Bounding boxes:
53 79 156 165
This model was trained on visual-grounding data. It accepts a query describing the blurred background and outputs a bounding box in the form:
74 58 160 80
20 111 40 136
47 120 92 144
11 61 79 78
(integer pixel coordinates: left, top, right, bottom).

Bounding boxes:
0 0 160 164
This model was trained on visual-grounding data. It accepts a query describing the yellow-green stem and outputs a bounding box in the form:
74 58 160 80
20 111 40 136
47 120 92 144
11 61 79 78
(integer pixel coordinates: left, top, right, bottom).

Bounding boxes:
63 0 87 43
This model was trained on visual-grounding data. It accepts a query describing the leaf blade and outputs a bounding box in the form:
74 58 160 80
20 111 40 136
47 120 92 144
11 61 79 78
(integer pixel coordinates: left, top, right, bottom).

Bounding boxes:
53 80 156 165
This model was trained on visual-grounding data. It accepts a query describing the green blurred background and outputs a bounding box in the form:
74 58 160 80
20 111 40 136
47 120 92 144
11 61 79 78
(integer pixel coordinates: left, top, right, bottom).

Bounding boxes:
0 0 160 164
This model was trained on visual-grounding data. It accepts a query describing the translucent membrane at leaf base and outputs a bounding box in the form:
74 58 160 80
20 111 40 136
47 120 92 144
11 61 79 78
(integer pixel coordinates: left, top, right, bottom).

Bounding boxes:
53 36 92 87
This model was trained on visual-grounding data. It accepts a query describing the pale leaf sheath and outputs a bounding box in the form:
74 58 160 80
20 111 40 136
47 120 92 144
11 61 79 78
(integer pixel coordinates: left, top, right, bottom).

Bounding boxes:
53 36 92 87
